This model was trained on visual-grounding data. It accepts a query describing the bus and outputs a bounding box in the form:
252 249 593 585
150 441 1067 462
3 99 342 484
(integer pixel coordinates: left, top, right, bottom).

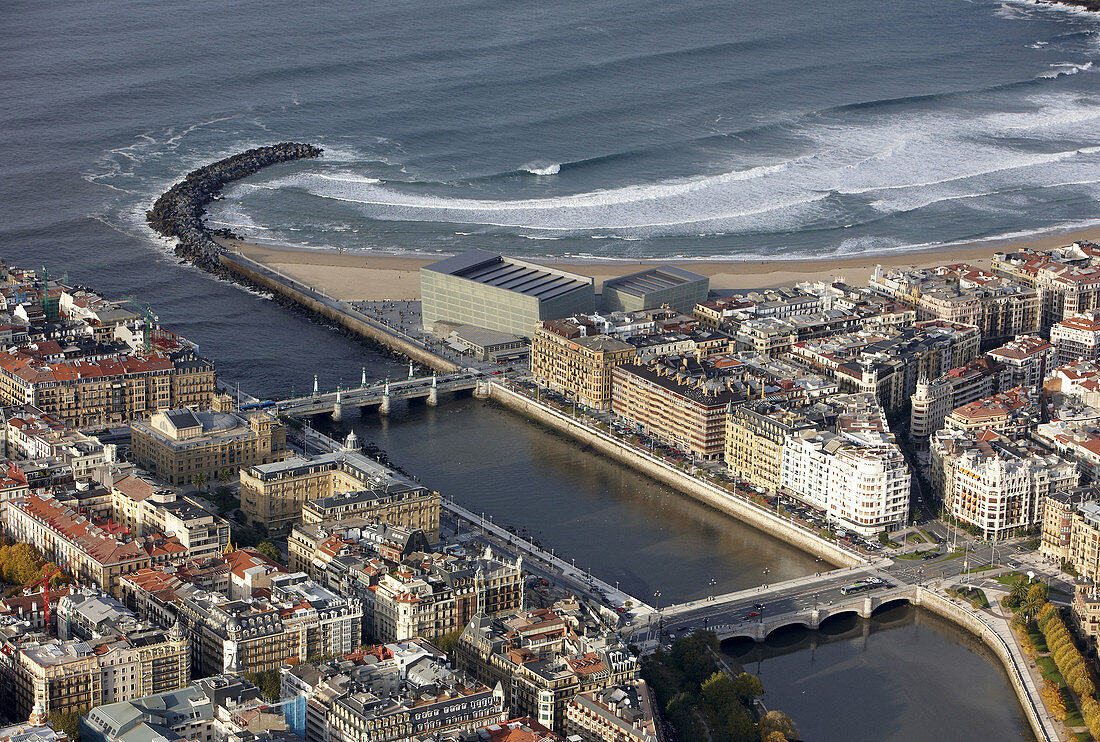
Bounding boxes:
840 578 882 595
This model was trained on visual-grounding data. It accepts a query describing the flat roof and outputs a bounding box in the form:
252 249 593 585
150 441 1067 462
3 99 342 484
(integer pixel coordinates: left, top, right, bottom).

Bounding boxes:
422 249 592 301
602 265 707 297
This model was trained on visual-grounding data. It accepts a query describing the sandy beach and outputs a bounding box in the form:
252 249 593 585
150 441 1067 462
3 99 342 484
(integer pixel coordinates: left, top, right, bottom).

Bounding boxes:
219 227 1100 301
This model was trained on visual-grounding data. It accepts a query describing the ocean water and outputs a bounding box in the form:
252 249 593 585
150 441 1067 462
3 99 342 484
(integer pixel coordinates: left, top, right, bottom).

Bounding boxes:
5 0 1093 265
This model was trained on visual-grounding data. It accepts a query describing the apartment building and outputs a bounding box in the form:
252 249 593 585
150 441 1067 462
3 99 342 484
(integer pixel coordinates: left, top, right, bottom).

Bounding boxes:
5 494 155 597
611 363 740 460
1051 312 1100 365
241 449 440 538
1039 487 1099 566
372 549 524 645
0 607 189 720
131 408 287 487
909 358 1009 439
986 335 1057 392
931 429 1077 539
943 387 1038 442
280 639 505 742
0 406 106 480
531 322 636 411
563 681 663 742
121 569 362 677
0 348 215 430
81 675 281 742
456 608 638 732
778 394 910 535
725 403 816 495
868 264 1040 339
111 474 229 561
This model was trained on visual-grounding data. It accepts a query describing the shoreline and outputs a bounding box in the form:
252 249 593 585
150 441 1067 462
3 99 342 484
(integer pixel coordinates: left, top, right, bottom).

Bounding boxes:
219 224 1100 300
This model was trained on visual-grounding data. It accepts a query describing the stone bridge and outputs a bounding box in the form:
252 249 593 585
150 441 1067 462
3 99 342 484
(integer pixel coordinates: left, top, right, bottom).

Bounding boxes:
272 371 487 419
704 585 919 643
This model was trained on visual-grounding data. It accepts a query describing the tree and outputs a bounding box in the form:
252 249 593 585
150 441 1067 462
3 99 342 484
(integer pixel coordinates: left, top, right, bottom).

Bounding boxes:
191 473 207 492
243 670 280 702
256 541 282 564
218 468 233 488
435 628 464 656
759 710 799 741
730 672 763 704
49 708 88 742
721 702 756 742
701 671 737 715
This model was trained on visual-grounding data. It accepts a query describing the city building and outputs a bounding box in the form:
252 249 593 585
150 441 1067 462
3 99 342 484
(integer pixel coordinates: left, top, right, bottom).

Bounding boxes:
0 606 189 719
562 680 662 742
0 347 215 430
531 323 636 411
725 403 816 495
931 429 1077 539
421 250 594 339
600 266 708 314
986 335 1057 392
909 358 1009 439
80 675 282 742
0 406 106 480
5 494 156 597
131 408 287 488
110 474 230 561
942 387 1038 442
120 570 362 677
372 548 525 645
777 394 911 535
456 608 638 732
1039 487 1100 566
1051 312 1100 365
611 362 740 460
240 450 440 538
868 264 1040 339
279 639 505 742
1073 582 1100 644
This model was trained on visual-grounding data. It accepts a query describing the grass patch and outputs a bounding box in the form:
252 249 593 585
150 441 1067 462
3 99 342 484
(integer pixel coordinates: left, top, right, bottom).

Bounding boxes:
947 586 989 609
1063 688 1085 729
1027 625 1048 653
1073 732 1092 742
961 564 998 575
906 532 926 544
994 571 1025 586
1036 657 1065 688
897 551 928 560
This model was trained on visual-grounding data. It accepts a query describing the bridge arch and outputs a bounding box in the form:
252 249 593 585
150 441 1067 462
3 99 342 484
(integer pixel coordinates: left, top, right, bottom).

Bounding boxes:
871 596 912 615
764 620 813 640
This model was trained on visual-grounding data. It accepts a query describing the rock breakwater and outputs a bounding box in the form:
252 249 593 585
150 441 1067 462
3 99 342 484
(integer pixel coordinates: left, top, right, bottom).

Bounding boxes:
146 142 322 270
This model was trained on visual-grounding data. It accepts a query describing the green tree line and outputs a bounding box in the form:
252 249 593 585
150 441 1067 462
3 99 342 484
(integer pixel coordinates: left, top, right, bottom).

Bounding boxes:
641 631 798 742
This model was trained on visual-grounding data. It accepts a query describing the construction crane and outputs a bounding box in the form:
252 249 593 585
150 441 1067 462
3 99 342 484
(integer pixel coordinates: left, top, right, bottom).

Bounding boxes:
23 564 64 631
122 295 160 353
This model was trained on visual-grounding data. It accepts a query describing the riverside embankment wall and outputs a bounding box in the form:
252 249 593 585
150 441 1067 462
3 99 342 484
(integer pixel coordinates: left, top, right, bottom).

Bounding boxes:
488 382 864 568
916 588 1057 742
221 253 460 374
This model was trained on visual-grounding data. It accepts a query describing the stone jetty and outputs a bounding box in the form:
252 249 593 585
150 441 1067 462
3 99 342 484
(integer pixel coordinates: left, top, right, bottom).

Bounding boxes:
146 142 322 271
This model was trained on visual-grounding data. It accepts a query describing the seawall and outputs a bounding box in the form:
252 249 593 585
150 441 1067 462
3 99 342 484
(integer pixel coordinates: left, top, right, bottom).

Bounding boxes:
915 588 1057 742
487 381 864 568
221 252 460 373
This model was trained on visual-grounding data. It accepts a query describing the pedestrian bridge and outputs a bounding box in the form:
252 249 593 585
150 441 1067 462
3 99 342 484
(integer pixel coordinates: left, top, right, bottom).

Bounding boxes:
705 585 919 643
271 372 487 419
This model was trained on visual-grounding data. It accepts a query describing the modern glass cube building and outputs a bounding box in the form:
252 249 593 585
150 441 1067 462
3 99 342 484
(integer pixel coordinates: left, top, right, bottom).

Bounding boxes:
420 250 595 338
600 265 709 314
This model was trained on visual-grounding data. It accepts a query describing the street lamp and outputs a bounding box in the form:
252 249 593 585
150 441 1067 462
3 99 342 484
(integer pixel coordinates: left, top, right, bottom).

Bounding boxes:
654 590 662 612
708 577 717 601
762 567 770 588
